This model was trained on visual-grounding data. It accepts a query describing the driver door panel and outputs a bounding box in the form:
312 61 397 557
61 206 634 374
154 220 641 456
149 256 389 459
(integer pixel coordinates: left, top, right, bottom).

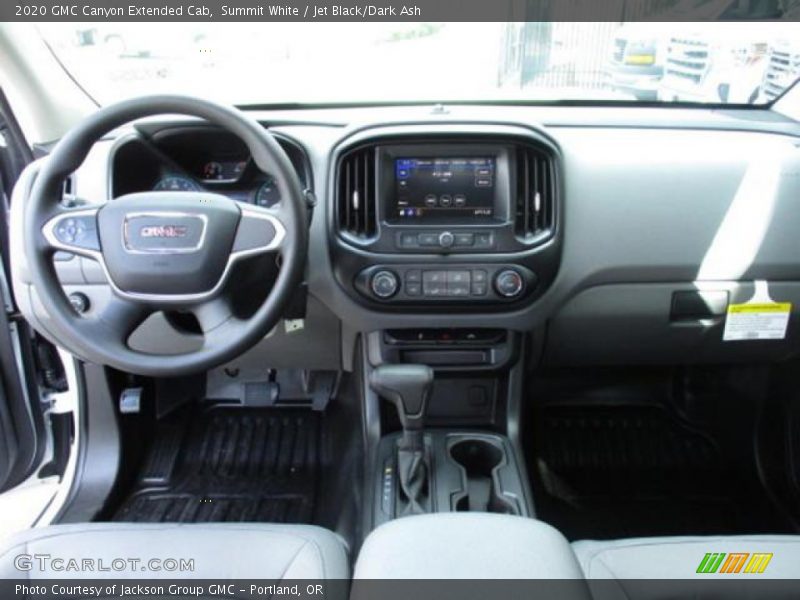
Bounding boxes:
0 88 47 493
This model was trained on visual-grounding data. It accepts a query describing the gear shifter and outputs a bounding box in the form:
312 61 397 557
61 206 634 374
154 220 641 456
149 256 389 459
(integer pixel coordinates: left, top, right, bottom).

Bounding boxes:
369 364 433 515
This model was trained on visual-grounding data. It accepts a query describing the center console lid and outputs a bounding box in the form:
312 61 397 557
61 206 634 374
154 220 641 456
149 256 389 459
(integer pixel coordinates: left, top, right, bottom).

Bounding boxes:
353 513 587 580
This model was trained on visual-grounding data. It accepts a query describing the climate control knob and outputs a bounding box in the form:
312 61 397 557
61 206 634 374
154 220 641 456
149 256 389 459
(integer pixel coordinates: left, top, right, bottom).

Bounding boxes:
371 270 399 299
494 269 525 298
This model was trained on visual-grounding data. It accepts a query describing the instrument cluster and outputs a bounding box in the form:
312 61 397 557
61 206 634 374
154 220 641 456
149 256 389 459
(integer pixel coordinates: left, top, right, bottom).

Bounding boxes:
111 126 310 209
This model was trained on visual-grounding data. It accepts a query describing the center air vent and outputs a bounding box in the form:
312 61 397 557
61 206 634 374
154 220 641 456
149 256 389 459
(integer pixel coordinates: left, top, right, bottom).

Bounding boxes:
514 145 556 242
337 145 377 241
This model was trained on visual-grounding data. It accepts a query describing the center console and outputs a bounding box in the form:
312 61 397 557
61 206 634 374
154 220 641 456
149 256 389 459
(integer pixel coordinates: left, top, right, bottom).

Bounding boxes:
373 430 530 527
330 129 561 310
367 360 532 530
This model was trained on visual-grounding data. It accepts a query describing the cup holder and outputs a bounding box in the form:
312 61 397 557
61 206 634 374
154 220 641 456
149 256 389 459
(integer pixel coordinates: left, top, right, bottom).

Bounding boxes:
448 439 517 514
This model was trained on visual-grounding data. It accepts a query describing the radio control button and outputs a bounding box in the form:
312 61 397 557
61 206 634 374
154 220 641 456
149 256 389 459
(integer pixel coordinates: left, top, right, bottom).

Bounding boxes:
440 195 453 207
439 231 455 248
371 271 399 299
474 233 493 248
424 194 438 207
454 194 466 207
419 233 439 246
494 270 524 298
454 233 474 247
399 233 419 248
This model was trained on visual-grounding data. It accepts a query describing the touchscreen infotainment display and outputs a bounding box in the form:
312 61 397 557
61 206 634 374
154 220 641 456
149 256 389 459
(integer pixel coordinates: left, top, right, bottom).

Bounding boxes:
394 157 495 220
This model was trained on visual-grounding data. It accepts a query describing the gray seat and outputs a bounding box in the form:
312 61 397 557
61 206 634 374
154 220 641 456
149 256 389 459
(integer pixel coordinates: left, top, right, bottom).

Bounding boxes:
354 513 585 579
0 523 349 579
573 535 800 579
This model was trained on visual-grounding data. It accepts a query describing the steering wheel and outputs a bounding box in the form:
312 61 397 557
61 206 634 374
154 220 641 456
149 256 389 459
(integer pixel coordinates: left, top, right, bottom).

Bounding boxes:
19 96 307 377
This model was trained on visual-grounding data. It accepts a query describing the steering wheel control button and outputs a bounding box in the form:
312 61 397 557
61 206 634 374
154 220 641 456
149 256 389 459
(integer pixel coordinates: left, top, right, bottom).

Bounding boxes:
495 269 525 298
68 292 90 314
371 270 399 299
438 231 455 248
53 215 100 251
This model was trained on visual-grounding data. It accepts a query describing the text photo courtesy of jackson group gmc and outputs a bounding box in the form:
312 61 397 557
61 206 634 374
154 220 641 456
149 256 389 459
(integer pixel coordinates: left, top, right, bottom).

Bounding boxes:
2 1 800 598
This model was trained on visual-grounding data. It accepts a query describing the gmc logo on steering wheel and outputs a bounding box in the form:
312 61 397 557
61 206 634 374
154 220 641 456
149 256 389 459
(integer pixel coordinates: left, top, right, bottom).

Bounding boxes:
139 225 188 239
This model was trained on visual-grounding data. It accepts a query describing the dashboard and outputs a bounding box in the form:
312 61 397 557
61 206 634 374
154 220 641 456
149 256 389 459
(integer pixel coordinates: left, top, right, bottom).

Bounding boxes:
15 103 800 371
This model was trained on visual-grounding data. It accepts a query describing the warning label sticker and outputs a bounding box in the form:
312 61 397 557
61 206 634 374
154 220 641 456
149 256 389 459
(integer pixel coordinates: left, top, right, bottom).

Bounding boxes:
723 302 792 341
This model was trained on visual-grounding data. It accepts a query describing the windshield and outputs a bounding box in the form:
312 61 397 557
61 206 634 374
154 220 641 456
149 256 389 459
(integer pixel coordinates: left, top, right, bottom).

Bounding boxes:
36 21 800 106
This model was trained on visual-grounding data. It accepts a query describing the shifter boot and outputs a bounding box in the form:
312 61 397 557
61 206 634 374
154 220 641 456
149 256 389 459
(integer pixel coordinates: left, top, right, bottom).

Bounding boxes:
397 444 428 515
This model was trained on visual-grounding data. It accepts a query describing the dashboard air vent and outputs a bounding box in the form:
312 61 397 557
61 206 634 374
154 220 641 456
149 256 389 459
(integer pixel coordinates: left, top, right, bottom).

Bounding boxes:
514 145 555 242
337 145 377 241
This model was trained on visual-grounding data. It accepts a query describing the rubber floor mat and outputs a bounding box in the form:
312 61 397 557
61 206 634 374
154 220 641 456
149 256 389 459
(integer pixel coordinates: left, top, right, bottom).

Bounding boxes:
531 405 779 540
114 408 320 523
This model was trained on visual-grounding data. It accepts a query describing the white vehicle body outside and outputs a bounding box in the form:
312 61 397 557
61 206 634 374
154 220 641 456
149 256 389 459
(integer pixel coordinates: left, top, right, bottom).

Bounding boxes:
658 24 776 103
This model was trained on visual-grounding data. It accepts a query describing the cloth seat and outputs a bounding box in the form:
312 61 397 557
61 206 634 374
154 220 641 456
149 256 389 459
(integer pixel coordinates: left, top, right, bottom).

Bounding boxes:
572 535 799 579
0 522 349 580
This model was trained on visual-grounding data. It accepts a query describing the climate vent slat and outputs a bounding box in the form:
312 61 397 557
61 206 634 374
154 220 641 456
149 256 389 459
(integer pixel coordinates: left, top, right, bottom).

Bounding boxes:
515 145 555 242
337 146 377 241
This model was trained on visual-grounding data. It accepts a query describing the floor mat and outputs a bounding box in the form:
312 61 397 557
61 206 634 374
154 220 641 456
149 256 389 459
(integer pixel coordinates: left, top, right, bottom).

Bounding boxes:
114 408 320 524
531 404 781 540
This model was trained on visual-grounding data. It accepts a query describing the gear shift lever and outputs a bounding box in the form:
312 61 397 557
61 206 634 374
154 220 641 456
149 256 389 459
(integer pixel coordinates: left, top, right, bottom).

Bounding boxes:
370 364 433 514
